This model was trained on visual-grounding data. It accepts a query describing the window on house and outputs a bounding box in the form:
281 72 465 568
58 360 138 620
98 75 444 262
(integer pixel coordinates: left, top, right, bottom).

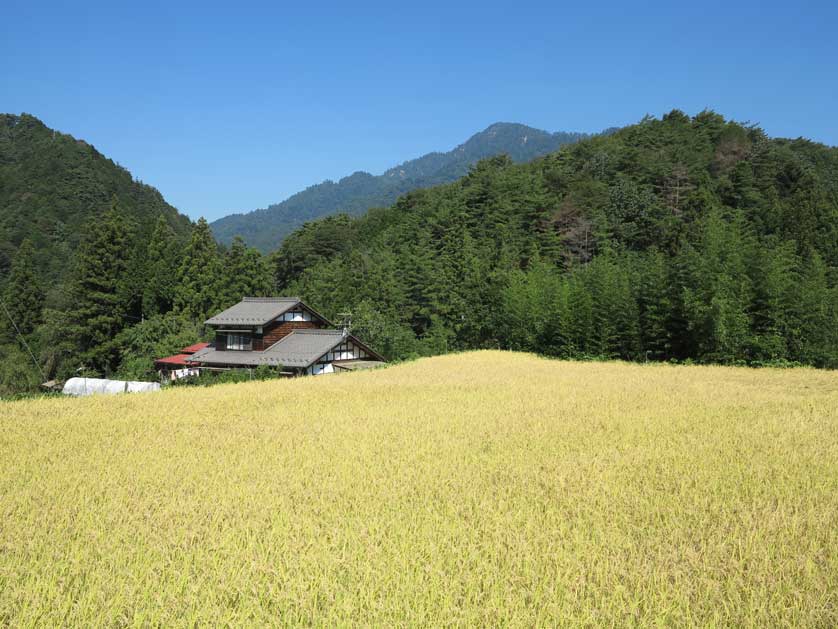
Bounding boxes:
227 333 251 351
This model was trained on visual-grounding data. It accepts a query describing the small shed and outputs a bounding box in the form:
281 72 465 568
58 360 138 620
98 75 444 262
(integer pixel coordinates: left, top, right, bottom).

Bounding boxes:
154 342 209 379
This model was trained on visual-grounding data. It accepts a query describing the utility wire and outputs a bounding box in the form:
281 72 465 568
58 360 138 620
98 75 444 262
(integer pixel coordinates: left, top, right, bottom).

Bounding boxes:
0 297 47 382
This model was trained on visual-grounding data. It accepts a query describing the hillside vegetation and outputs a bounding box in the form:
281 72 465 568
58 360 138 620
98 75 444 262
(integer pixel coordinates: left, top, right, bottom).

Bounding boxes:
210 123 590 251
0 114 202 390
0 115 273 391
1 352 836 626
274 110 838 367
0 114 192 284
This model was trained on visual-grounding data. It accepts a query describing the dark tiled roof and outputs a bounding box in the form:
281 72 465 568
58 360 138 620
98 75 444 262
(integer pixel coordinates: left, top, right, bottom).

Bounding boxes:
204 297 301 326
191 329 349 368
188 348 286 367
264 329 346 367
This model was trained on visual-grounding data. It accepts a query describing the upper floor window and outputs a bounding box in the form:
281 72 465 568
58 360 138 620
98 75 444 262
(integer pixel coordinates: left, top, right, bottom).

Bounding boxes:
227 333 251 351
278 309 312 322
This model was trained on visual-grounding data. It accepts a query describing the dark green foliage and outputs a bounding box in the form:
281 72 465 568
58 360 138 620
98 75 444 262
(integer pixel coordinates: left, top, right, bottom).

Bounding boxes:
35 307 77 381
0 114 285 391
679 210 752 363
787 251 838 366
1 239 44 342
64 200 133 374
114 313 204 381
277 111 838 368
633 249 672 359
0 113 195 386
270 214 356 289
219 236 274 306
174 218 223 322
1 110 836 397
142 215 180 316
348 299 420 360
0 114 191 287
211 123 593 251
0 344 43 395
170 364 282 387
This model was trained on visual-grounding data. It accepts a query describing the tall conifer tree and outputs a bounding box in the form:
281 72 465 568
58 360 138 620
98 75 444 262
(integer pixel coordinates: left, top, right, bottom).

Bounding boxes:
174 218 222 321
142 215 179 316
219 236 273 307
65 198 132 373
1 239 44 342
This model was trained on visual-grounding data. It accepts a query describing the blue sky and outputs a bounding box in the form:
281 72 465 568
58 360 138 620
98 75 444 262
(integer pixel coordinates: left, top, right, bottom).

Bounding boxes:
2 1 836 222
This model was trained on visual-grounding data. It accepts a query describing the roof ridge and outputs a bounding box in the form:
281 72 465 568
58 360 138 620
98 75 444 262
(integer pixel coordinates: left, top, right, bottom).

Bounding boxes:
204 298 302 326
241 296 300 302
293 328 342 334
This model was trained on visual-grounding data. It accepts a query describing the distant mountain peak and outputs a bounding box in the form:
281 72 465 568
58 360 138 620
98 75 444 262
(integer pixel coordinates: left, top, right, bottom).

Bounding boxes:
211 122 593 252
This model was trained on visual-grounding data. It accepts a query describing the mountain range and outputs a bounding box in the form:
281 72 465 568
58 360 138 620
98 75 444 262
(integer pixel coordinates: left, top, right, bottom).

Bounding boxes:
210 123 597 252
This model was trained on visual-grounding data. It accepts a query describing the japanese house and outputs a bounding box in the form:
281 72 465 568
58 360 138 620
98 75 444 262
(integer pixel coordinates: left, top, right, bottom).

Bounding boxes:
187 297 385 375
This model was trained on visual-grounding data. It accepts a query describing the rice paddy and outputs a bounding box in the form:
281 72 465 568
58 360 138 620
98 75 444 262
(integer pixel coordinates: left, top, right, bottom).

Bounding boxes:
1 351 837 626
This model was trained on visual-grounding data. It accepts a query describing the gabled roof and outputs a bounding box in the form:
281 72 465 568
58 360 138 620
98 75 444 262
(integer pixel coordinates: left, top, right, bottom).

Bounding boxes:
205 297 301 326
264 329 347 367
190 329 385 369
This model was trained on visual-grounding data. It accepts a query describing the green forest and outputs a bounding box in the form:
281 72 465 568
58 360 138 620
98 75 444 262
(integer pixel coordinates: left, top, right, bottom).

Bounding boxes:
1 110 837 395
275 110 838 367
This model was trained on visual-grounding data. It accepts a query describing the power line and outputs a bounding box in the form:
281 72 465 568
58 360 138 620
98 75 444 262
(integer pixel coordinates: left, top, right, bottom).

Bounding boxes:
0 298 47 382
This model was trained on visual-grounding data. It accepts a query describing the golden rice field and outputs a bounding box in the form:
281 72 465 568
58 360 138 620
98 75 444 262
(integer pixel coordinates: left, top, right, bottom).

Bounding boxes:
1 351 837 627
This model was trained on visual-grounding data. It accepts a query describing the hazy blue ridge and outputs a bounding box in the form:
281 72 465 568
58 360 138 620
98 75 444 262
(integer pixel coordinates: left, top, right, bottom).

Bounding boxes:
210 123 597 252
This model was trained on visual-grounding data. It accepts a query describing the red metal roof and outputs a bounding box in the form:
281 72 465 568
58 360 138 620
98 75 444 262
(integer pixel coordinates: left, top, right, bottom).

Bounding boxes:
154 342 209 369
181 342 210 354
154 354 193 367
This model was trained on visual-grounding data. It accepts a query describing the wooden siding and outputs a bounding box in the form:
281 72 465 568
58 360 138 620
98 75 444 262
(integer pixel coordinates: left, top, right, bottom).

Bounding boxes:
257 320 322 350
216 322 325 351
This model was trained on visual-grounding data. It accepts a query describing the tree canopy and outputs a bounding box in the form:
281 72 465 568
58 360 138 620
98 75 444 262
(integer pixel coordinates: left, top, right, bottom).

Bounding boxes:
273 110 838 367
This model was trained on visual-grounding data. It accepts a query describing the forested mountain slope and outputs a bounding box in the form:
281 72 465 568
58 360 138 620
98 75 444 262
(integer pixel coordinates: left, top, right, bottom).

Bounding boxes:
0 113 201 391
0 114 192 285
273 110 838 367
210 123 592 251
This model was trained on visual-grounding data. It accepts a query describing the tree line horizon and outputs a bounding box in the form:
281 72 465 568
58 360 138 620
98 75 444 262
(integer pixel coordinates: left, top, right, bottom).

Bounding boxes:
1 109 836 394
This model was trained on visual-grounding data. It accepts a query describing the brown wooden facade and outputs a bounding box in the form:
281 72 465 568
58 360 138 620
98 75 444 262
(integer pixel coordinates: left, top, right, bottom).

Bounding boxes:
214 306 328 352
259 320 320 349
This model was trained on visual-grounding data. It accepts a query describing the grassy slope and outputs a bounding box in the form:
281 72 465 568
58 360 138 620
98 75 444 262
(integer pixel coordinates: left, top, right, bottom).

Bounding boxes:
1 352 837 626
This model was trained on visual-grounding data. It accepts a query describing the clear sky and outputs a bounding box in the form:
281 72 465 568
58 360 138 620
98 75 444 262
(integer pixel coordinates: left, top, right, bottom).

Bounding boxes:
2 0 836 222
